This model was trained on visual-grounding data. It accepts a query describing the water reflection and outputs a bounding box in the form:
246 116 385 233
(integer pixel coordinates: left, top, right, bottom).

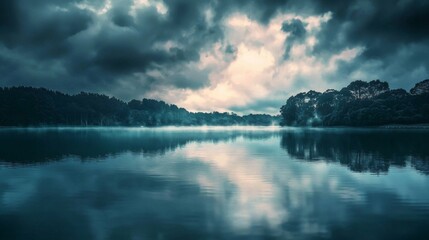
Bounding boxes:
280 128 429 174
0 128 278 164
0 128 429 239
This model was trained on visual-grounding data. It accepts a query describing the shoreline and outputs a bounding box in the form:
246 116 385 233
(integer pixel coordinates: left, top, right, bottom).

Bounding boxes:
1 124 429 130
379 124 429 129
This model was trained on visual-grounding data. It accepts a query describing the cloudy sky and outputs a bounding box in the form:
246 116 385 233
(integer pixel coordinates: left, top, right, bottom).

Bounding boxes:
1 0 428 114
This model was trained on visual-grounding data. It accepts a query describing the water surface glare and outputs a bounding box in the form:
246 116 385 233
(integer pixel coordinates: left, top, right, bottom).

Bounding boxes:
0 127 429 239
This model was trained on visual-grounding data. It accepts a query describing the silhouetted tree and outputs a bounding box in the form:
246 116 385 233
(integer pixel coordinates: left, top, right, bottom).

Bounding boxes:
280 79 429 126
0 87 280 126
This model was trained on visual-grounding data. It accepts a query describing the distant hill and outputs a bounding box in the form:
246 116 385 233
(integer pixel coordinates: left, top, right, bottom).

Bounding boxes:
0 87 280 127
280 79 429 126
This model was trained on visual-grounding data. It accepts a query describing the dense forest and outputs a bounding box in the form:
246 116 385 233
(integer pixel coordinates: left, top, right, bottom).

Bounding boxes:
0 87 279 126
280 79 429 126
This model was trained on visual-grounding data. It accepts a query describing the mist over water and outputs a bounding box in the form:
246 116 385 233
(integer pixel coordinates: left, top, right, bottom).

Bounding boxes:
0 127 429 239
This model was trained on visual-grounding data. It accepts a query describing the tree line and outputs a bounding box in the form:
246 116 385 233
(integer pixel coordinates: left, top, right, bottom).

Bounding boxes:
280 79 429 126
0 87 279 126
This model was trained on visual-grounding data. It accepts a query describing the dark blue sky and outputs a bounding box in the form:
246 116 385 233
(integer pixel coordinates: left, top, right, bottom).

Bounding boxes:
1 0 428 113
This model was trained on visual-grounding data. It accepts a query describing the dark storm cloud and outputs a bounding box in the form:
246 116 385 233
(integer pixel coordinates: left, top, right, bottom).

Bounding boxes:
0 1 93 57
307 0 429 88
0 0 428 108
281 18 306 59
225 44 237 55
89 0 223 77
0 0 224 95
211 0 289 24
311 0 429 57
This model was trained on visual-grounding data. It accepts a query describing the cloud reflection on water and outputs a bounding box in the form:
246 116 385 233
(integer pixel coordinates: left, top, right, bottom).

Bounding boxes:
0 128 429 239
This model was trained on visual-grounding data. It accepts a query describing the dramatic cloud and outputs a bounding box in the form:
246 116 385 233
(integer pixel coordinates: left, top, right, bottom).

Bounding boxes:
281 18 307 59
0 0 428 114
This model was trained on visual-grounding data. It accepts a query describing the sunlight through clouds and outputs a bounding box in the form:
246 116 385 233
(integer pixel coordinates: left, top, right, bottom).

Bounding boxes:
165 12 363 114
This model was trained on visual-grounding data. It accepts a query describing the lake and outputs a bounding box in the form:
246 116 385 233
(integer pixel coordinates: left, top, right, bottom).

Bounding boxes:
0 127 429 240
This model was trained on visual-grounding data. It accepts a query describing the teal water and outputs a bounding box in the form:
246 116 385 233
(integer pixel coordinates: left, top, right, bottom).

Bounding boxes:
0 127 429 239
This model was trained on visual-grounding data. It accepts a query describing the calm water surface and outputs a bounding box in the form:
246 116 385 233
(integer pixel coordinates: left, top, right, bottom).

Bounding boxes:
0 127 429 240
